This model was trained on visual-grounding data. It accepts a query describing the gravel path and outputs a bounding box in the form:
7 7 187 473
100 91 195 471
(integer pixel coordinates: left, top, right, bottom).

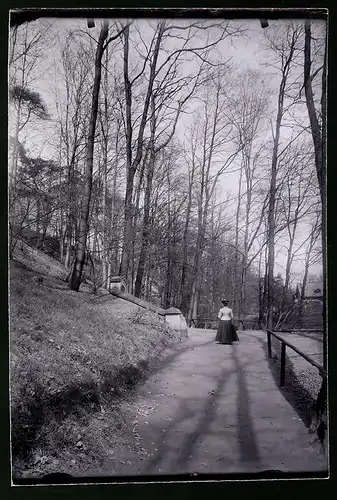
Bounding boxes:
89 329 327 477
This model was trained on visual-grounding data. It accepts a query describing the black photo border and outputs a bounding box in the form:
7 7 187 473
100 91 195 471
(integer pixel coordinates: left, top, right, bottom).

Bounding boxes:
2 1 336 499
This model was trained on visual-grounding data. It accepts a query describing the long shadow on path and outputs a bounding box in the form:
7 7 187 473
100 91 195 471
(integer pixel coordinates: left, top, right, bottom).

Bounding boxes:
147 338 216 378
174 365 232 469
143 340 261 473
232 343 260 464
143 365 233 473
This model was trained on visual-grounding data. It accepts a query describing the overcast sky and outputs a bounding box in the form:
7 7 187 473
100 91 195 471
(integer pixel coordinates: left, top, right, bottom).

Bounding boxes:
9 16 325 283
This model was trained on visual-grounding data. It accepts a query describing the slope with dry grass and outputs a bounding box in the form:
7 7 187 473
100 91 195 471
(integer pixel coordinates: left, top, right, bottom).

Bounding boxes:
10 243 182 478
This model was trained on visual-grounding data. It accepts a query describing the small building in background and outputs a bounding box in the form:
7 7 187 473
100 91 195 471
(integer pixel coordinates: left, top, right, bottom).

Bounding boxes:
109 276 127 293
304 281 323 300
299 281 323 330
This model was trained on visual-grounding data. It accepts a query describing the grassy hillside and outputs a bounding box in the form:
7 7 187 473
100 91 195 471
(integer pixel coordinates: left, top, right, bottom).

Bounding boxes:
10 242 181 478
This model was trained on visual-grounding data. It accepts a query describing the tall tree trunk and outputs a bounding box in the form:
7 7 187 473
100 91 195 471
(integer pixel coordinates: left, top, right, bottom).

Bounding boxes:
70 22 109 291
164 221 173 310
262 239 269 326
57 134 65 261
108 119 121 277
101 49 109 289
321 27 327 372
134 151 155 297
35 200 41 246
188 84 220 324
267 82 289 328
131 149 150 296
11 99 22 190
110 164 119 275
119 25 133 284
266 130 279 331
59 223 65 262
282 238 295 308
304 21 323 202
281 216 298 310
299 228 315 328
266 28 297 330
240 266 247 320
258 251 264 329
240 154 252 319
164 249 173 309
119 166 136 284
187 201 204 325
243 144 256 315
304 23 327 449
65 236 72 269
64 165 74 269
233 164 243 310
180 161 195 314
64 131 82 269
304 19 327 370
120 23 165 282
179 211 191 314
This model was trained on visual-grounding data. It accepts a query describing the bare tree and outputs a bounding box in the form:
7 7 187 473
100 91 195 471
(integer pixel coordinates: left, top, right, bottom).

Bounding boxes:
303 19 327 372
303 19 327 443
263 22 303 330
70 21 128 291
119 21 166 283
134 65 202 297
9 21 53 190
179 148 197 313
185 68 244 324
304 21 325 205
53 36 93 269
300 211 321 303
119 20 242 286
230 70 270 320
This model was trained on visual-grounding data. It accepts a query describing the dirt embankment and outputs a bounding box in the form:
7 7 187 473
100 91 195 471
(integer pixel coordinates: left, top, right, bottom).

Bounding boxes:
10 244 182 479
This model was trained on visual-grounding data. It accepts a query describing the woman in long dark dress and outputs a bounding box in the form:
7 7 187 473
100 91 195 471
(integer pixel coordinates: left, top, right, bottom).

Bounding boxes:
215 300 239 344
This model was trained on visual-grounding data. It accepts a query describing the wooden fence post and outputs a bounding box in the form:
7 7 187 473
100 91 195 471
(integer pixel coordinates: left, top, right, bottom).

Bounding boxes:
280 342 286 387
267 331 272 358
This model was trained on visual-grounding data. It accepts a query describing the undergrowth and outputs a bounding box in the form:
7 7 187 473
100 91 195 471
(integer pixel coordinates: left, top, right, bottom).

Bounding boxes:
10 256 181 478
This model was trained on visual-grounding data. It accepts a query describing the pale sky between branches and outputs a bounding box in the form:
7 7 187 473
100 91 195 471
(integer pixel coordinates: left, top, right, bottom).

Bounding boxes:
9 16 326 282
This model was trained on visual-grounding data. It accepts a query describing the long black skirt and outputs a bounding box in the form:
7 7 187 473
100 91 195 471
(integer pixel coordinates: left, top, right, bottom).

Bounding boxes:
215 320 239 345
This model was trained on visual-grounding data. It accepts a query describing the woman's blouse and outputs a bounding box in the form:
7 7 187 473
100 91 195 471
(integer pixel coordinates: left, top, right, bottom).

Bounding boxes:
218 306 233 321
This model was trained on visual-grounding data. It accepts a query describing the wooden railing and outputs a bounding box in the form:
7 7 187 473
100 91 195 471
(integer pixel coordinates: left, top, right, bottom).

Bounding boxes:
189 318 217 328
189 318 259 329
266 330 327 387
